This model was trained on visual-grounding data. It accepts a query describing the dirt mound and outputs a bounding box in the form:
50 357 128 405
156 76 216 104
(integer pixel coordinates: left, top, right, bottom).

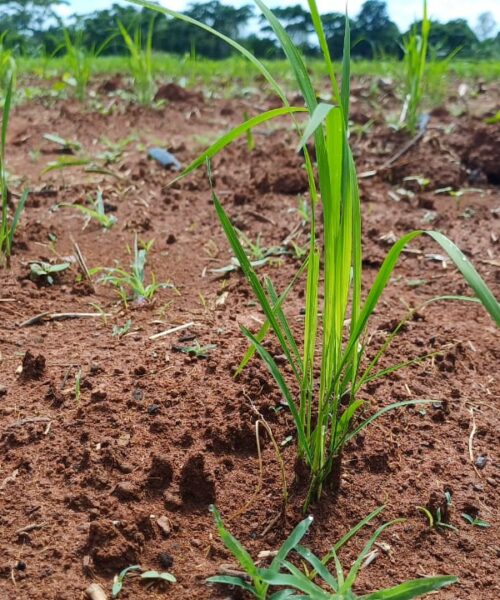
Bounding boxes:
463 123 500 184
154 83 203 103
21 350 46 380
179 453 216 507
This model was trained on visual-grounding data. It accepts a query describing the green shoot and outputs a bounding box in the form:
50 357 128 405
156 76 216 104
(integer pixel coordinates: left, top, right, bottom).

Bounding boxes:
112 564 175 598
400 0 430 134
29 261 70 285
118 16 156 105
75 368 82 404
174 340 217 358
96 237 172 306
60 190 117 230
43 133 81 153
1 76 27 267
417 492 458 532
209 505 457 599
132 0 500 509
461 514 490 528
112 319 133 338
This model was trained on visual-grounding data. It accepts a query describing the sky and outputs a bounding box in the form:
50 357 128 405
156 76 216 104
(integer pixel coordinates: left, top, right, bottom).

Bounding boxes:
59 1 500 33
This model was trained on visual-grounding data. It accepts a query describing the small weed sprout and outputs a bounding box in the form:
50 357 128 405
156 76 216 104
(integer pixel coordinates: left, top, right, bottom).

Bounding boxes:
96 238 172 306
112 565 175 598
61 190 117 230
112 319 133 338
175 340 217 358
208 505 457 599
29 261 70 285
462 513 490 528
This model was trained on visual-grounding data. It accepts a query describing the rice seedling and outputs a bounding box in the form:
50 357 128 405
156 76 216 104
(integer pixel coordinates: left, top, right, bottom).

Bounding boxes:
62 29 116 101
400 0 430 134
117 16 156 105
1 77 28 268
96 237 172 306
60 190 117 230
208 505 457 599
417 491 457 532
112 565 175 598
132 0 500 509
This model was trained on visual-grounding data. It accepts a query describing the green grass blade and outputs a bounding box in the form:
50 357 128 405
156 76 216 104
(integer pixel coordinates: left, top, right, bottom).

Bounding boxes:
270 517 313 572
242 326 312 464
7 188 28 247
210 506 259 579
295 545 338 591
176 107 306 184
297 103 335 150
360 575 457 600
127 0 288 105
235 258 308 377
211 181 301 381
344 520 404 590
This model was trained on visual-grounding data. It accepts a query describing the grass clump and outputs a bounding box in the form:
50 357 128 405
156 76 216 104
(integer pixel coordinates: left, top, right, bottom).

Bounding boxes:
132 0 500 510
208 505 457 599
96 237 172 306
118 17 156 105
400 0 430 134
62 29 115 101
1 77 27 267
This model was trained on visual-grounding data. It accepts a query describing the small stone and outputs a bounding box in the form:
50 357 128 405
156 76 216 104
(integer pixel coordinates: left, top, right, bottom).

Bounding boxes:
15 561 26 571
0 386 7 397
163 491 182 511
191 538 202 548
112 481 139 502
166 233 176 244
148 404 160 415
156 516 171 537
473 483 484 492
158 552 173 569
90 388 107 402
475 455 488 470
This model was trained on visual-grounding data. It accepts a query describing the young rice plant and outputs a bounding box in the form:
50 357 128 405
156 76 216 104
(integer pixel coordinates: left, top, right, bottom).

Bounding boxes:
208 505 457 599
1 77 27 267
400 0 430 134
130 0 500 509
118 16 156 105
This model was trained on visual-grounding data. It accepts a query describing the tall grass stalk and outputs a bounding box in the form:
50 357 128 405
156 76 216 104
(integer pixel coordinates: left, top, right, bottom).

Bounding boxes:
130 0 500 509
400 0 430 134
118 17 155 105
1 77 27 267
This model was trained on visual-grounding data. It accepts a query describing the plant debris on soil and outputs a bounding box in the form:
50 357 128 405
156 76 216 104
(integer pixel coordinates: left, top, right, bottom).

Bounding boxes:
0 75 498 600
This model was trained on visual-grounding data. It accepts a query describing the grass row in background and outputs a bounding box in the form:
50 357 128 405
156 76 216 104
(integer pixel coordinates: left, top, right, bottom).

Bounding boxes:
16 54 500 89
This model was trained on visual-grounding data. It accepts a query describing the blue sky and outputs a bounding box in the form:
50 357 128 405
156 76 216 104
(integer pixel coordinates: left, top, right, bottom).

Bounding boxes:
60 1 500 32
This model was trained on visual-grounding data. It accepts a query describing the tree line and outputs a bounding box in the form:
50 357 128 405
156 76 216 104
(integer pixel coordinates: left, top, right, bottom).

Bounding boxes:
1 0 499 60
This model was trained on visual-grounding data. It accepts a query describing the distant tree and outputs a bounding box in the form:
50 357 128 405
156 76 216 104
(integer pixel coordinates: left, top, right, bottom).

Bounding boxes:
352 0 400 58
322 12 356 59
425 19 478 57
260 4 315 53
0 0 66 35
475 12 497 41
181 1 253 58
